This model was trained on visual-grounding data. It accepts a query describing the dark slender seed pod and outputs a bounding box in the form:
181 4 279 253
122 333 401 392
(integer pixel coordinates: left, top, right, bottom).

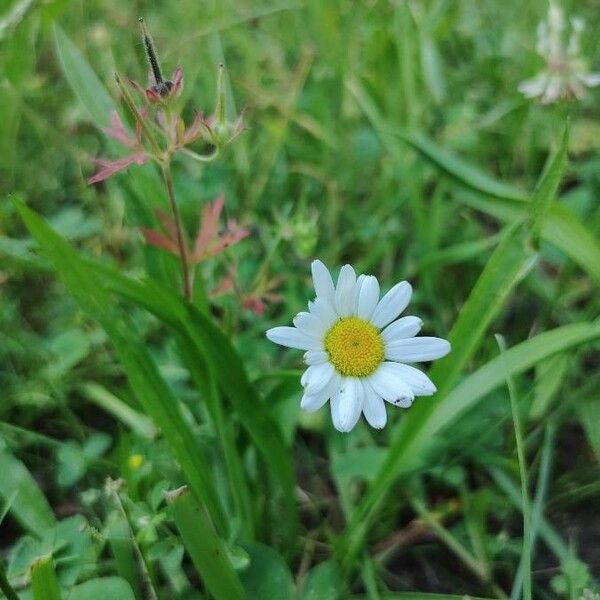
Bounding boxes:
139 17 163 84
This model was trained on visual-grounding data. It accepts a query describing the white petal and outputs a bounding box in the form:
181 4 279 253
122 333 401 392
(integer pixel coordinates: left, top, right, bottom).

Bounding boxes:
330 377 362 432
311 260 335 304
371 281 412 329
308 298 338 328
304 350 329 366
293 312 327 338
357 275 380 320
369 362 414 407
303 362 335 396
361 380 387 429
266 326 321 351
580 72 600 87
353 274 366 314
385 337 451 363
301 372 341 412
382 316 423 344
518 75 546 98
335 265 357 316
390 363 436 396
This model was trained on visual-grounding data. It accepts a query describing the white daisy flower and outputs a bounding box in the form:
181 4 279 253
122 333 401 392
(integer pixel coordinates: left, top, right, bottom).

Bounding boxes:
519 3 600 104
266 260 451 432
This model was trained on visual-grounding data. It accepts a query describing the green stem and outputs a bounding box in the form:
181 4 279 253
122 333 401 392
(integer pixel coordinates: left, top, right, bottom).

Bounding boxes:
411 497 488 584
161 164 193 301
496 335 532 600
0 562 19 600
107 479 158 600
209 371 254 536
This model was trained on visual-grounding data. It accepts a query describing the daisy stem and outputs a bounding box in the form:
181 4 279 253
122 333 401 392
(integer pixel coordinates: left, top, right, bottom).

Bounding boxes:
161 163 192 301
496 334 532 600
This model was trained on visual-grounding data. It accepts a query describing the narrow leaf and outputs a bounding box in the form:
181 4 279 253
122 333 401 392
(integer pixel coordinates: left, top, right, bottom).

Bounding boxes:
167 487 245 600
529 122 569 239
429 223 536 397
53 24 115 126
13 199 227 536
343 321 600 563
31 555 62 600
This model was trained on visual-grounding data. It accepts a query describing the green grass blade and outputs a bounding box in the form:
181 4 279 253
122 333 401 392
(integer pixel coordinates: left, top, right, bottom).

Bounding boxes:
347 81 599 289
0 561 19 600
107 519 142 600
375 594 496 600
13 199 228 536
80 382 157 440
398 130 529 202
342 320 600 565
90 269 298 539
489 467 571 561
511 424 555 600
495 335 532 600
167 486 245 600
0 447 56 538
31 555 62 600
53 24 115 127
429 223 536 398
528 122 569 240
346 76 527 202
541 204 600 288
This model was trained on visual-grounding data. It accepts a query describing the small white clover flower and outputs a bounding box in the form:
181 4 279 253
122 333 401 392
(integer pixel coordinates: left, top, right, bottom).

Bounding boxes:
519 2 600 104
266 260 451 432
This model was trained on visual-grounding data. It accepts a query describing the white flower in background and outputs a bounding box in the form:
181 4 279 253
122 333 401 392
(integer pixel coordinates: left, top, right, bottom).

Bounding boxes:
519 2 600 104
266 260 451 432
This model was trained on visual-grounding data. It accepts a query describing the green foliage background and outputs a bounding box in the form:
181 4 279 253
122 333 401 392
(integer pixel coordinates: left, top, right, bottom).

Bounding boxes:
1 0 599 599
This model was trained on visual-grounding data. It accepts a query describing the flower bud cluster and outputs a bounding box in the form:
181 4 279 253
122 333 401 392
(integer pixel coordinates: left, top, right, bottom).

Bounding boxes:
89 19 245 184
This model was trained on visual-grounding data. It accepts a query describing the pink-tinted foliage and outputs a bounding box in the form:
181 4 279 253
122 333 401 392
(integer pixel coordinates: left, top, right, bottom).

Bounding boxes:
88 153 147 184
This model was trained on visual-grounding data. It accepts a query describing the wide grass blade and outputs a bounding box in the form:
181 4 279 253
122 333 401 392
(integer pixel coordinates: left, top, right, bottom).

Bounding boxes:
528 122 569 240
397 130 528 202
0 447 56 538
31 555 62 600
167 486 245 600
399 130 600 289
345 76 527 202
428 223 536 397
347 77 600 289
53 24 115 127
13 199 228 536
13 199 297 541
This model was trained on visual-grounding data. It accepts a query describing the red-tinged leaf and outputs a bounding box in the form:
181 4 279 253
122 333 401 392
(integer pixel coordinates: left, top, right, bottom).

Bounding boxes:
102 110 137 148
139 227 180 254
154 209 180 242
204 220 249 259
183 111 210 144
193 195 224 259
88 153 147 184
171 66 184 94
243 296 267 315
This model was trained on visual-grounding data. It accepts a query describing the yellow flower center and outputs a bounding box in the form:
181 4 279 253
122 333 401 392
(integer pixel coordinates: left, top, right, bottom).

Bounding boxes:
324 316 384 378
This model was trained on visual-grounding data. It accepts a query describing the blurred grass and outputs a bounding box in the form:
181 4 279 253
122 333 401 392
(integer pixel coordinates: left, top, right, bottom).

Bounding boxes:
1 0 600 598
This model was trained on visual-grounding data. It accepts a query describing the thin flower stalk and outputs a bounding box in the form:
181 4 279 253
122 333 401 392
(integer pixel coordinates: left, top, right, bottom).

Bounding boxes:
88 19 245 301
